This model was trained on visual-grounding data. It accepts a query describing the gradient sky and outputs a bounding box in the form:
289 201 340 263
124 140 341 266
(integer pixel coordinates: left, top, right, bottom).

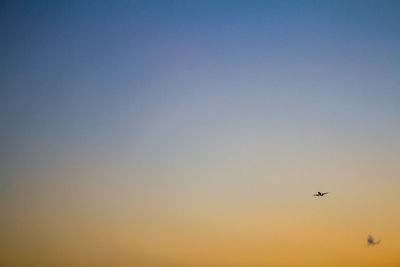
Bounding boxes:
1 1 400 266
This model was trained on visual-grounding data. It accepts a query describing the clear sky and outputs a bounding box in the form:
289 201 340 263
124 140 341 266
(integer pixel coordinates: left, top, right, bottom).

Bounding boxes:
1 0 400 266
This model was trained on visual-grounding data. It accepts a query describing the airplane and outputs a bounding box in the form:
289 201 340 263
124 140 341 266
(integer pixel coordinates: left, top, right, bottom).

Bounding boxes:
313 191 329 197
367 235 381 246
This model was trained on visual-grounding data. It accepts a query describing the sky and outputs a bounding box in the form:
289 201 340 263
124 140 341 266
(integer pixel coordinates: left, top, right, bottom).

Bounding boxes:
1 0 400 266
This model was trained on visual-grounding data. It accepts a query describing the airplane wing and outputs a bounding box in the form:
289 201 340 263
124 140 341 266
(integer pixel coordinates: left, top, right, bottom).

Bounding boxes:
322 192 329 195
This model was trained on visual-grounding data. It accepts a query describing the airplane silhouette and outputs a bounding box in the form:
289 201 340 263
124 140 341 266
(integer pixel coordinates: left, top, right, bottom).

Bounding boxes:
367 235 381 246
313 191 329 197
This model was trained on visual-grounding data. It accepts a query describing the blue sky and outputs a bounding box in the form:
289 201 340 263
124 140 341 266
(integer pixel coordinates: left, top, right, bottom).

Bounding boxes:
1 1 400 265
